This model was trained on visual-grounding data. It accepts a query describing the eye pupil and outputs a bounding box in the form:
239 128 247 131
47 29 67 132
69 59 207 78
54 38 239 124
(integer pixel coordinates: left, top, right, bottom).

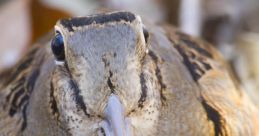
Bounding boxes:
51 33 65 61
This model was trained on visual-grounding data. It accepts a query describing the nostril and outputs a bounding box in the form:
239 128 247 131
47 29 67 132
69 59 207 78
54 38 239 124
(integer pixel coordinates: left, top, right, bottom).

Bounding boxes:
98 121 113 136
97 127 106 136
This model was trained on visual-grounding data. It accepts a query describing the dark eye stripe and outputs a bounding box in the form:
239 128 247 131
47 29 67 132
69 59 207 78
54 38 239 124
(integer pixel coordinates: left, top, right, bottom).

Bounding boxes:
49 81 60 120
64 63 90 117
148 50 167 102
68 79 90 117
138 72 147 108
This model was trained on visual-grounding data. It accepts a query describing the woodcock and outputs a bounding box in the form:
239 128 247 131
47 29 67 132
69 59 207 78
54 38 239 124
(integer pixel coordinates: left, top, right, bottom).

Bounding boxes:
0 11 258 136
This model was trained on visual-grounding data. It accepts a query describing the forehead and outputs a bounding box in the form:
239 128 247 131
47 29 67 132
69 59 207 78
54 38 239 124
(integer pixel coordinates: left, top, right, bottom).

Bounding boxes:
58 12 136 32
54 11 145 64
67 23 137 54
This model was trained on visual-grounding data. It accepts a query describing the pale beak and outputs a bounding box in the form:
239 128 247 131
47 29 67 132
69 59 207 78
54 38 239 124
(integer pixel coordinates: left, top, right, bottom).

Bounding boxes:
99 94 131 136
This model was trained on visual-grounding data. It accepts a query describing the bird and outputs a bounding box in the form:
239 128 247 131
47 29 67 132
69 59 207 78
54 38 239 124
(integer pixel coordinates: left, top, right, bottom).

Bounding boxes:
0 11 258 136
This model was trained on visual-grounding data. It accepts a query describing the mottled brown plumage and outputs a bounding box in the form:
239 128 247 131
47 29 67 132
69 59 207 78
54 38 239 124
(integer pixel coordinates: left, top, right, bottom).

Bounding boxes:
0 11 258 136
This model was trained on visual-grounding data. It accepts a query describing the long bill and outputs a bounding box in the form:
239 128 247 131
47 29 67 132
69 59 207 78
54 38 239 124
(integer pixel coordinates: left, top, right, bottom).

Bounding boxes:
99 94 131 136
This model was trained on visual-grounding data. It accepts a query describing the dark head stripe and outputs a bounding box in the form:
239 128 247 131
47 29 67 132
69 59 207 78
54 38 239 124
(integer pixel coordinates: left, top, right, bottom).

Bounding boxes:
60 12 136 32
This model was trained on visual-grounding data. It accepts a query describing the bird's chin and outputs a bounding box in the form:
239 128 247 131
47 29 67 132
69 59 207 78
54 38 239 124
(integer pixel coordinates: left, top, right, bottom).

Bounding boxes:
98 94 132 136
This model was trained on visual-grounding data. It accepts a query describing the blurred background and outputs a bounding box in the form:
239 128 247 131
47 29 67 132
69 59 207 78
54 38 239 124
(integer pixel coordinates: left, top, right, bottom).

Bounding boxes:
0 0 258 106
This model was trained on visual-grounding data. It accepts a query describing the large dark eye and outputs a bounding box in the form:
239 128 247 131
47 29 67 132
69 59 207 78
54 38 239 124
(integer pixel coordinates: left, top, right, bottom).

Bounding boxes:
143 27 149 43
51 32 65 61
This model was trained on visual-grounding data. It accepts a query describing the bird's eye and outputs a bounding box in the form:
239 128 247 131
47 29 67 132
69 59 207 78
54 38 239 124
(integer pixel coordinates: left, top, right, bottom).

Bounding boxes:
143 27 149 43
51 32 65 61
